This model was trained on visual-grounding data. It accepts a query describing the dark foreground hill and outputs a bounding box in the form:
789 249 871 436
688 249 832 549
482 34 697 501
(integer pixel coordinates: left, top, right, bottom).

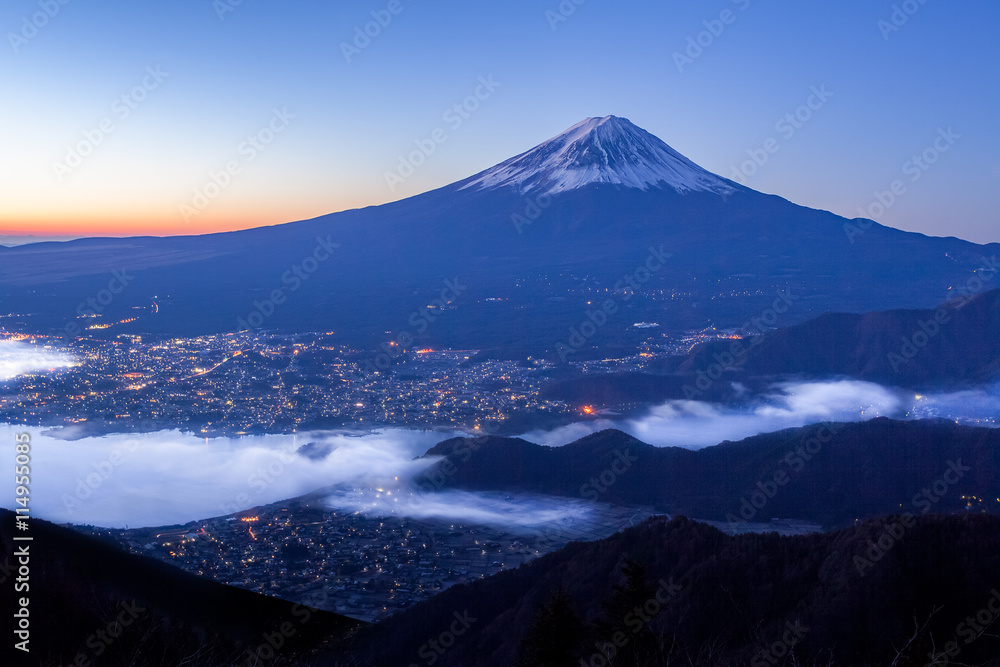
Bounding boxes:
422 419 1000 528
543 288 1000 407
345 514 1000 667
0 510 361 666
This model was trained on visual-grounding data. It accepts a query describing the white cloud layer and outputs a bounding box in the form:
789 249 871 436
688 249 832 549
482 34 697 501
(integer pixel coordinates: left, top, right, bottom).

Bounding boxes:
1 379 996 529
524 380 906 448
0 426 443 528
324 488 594 528
522 380 1000 448
0 340 76 381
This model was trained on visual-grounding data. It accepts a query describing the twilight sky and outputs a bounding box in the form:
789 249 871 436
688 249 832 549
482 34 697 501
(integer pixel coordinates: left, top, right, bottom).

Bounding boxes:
1 0 997 243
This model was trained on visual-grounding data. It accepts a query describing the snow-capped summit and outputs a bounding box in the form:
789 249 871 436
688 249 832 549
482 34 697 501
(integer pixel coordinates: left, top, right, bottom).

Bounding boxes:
461 115 735 196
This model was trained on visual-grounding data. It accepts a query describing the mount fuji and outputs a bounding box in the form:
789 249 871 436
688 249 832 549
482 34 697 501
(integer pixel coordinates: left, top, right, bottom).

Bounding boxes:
460 115 735 196
1 116 996 355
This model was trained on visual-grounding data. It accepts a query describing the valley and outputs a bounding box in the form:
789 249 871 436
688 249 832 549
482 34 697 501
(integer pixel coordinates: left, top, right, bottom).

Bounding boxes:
2 113 998 666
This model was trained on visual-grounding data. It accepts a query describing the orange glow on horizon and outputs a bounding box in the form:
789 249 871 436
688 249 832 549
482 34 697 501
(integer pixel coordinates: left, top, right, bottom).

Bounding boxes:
1 192 378 239
1 214 285 238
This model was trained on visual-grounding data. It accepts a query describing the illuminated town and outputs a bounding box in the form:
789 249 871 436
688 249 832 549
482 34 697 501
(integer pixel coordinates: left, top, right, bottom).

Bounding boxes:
0 326 745 437
86 492 657 622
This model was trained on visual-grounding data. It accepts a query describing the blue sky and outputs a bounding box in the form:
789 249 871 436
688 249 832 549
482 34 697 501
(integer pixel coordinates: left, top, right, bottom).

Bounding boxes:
1 0 996 243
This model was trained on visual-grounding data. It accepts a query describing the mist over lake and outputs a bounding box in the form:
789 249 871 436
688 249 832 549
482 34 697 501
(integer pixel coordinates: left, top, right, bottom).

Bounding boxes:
3 379 996 528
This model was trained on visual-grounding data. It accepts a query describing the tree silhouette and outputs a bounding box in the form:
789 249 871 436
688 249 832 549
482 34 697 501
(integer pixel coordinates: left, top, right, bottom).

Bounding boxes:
592 557 660 666
517 588 584 667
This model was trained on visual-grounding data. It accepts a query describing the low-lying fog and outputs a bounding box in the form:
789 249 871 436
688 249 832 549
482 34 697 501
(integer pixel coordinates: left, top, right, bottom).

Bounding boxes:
526 380 1000 447
2 340 997 529
0 339 77 381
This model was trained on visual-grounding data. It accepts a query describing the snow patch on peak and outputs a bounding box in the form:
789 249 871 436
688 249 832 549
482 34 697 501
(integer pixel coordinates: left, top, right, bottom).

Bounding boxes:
461 115 734 196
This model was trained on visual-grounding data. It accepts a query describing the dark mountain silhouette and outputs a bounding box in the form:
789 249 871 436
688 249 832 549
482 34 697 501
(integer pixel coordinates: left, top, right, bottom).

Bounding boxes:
0 117 996 356
0 510 361 666
9 510 1000 666
348 514 1000 666
421 419 1000 528
542 288 1000 407
679 287 1000 387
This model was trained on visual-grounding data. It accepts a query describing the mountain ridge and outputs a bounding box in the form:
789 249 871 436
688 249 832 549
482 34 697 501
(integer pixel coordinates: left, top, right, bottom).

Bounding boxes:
351 513 1000 666
0 117 996 350
420 419 1000 528
0 510 362 665
542 287 1000 408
